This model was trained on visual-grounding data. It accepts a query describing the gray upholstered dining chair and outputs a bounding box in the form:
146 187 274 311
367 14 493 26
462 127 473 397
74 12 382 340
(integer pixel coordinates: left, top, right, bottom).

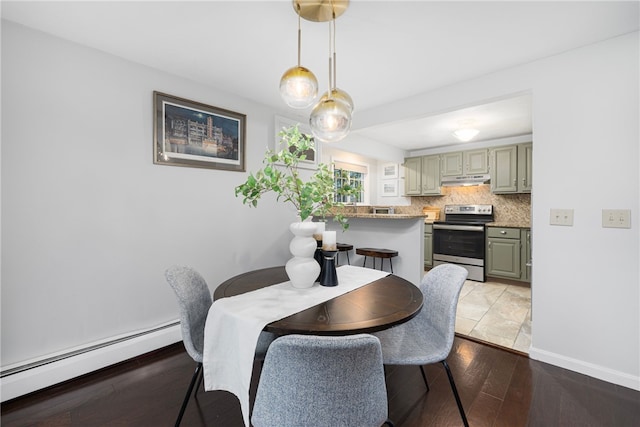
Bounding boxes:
251 334 394 427
164 265 275 427
372 263 470 427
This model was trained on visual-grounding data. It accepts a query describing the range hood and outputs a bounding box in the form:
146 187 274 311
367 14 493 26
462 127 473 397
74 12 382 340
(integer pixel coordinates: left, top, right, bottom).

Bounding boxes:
440 174 491 187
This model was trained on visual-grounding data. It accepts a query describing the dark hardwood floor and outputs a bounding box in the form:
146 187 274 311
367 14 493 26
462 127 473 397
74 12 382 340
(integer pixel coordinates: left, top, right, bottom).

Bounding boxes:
2 336 638 426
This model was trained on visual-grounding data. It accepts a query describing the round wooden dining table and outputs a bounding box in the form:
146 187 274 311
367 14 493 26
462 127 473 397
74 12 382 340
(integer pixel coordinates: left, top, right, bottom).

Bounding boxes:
214 266 423 336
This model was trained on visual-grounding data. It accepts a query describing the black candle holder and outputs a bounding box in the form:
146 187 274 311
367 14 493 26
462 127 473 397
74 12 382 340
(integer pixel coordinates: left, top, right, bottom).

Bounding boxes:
319 250 338 287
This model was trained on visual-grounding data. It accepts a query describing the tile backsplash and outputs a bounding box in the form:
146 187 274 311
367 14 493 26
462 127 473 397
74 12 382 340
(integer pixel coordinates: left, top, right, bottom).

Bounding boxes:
370 185 531 224
407 185 531 224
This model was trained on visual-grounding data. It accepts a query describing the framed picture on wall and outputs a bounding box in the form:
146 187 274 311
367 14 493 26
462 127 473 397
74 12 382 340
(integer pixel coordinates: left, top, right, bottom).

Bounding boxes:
274 115 320 170
381 180 399 197
153 91 246 171
382 163 399 179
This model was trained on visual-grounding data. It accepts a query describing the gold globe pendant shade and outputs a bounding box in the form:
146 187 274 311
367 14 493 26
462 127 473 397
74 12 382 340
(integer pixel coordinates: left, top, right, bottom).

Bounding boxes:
280 65 318 109
293 0 349 23
319 87 354 112
309 97 352 143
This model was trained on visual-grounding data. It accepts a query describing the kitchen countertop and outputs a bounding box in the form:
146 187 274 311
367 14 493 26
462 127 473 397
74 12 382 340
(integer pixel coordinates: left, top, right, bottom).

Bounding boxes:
330 213 427 219
486 221 531 228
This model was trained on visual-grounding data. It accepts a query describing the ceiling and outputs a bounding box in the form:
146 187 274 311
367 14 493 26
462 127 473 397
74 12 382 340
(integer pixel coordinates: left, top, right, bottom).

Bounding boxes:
2 1 638 151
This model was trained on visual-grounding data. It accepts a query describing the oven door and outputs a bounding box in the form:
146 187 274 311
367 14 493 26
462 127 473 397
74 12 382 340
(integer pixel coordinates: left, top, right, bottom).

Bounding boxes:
433 224 485 260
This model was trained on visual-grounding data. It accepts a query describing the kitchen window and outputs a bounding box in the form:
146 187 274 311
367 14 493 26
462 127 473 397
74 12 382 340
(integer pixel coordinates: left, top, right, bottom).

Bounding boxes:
333 160 367 204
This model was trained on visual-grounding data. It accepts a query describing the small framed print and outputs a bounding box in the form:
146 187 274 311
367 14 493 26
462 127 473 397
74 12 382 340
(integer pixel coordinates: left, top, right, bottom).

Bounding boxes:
382 163 399 179
381 180 398 197
153 91 245 171
274 115 320 170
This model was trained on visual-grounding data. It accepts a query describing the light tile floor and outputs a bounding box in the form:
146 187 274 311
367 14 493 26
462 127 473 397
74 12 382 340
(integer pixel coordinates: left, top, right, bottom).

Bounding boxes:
455 280 531 353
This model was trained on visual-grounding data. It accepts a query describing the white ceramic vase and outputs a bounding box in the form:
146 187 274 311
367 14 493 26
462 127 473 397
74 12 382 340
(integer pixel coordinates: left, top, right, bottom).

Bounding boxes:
285 219 321 289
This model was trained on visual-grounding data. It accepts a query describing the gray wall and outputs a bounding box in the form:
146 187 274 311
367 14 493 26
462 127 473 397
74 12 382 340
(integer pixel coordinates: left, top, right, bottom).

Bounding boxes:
1 21 297 368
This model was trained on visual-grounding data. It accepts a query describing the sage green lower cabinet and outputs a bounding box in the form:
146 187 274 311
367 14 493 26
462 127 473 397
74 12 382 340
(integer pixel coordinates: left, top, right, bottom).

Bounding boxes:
522 228 532 282
486 227 531 282
424 223 433 268
486 227 521 280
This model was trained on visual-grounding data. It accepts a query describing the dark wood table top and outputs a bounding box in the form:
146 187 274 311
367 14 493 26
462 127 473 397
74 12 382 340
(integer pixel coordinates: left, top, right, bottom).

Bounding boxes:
214 266 423 336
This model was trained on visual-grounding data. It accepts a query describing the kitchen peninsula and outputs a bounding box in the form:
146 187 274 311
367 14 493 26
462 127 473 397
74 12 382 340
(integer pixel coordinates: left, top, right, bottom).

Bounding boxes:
323 212 425 286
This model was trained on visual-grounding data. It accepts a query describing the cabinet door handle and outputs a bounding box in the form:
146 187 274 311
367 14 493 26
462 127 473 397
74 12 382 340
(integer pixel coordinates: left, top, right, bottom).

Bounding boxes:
522 178 526 185
513 178 517 185
500 230 507 234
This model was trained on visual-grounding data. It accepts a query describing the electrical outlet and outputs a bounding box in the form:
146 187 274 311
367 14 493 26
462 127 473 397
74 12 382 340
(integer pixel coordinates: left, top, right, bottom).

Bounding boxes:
550 208 574 226
602 209 631 229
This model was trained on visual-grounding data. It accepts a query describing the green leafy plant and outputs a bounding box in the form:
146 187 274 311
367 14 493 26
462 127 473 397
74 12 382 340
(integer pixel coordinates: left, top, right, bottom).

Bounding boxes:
235 124 360 230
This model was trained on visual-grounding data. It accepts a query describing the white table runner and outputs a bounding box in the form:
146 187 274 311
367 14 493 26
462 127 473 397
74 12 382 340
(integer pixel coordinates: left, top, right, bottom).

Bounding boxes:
202 265 389 427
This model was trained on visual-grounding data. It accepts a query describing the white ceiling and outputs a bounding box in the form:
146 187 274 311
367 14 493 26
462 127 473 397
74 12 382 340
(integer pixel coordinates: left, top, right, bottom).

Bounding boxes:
2 1 638 151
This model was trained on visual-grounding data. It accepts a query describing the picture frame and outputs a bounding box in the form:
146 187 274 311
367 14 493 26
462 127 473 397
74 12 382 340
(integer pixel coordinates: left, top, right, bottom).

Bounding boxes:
153 91 245 171
382 163 399 179
274 115 320 170
381 180 399 197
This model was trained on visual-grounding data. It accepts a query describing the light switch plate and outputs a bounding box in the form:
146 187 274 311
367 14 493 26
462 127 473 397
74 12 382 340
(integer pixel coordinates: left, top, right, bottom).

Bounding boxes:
602 209 631 228
550 209 574 226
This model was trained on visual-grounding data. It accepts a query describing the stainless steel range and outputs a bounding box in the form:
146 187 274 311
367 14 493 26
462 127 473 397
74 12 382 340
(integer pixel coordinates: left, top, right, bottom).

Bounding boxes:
433 204 494 282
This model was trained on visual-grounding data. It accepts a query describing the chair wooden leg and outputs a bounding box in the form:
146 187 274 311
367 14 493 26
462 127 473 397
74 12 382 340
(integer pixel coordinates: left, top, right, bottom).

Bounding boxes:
419 365 430 392
175 363 202 427
389 258 394 273
442 360 469 427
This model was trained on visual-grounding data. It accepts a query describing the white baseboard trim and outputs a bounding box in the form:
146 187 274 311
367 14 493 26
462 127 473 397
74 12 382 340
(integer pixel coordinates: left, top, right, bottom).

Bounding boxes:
529 346 640 391
0 323 182 402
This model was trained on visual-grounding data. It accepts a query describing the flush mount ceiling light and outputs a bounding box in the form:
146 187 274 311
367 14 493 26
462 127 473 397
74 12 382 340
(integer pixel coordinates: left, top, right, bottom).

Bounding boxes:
452 128 480 142
283 0 353 143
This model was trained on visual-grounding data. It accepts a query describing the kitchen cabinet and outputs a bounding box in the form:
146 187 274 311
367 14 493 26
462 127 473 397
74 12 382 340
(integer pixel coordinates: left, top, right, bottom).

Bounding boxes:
464 149 489 174
521 228 532 282
440 149 488 177
518 143 533 193
404 157 422 195
403 155 441 196
490 143 532 194
421 155 441 195
486 226 531 282
424 223 433 268
440 152 463 177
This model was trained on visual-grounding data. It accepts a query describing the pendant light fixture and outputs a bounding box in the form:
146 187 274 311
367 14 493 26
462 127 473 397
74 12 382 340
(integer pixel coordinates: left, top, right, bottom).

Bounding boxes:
280 3 318 109
282 0 353 142
309 15 353 142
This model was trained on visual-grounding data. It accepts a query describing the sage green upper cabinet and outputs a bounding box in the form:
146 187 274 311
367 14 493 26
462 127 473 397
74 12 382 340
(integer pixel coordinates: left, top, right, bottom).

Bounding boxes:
421 155 441 195
441 149 488 177
404 155 441 196
490 143 532 194
404 157 422 196
440 152 463 177
490 145 518 193
518 143 533 193
464 149 489 175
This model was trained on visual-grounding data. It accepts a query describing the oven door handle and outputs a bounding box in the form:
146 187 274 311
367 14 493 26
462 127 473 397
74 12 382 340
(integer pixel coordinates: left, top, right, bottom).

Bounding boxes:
433 224 485 232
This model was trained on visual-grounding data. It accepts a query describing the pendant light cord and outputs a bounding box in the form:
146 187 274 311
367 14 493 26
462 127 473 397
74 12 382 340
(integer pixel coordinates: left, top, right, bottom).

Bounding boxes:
297 3 302 67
